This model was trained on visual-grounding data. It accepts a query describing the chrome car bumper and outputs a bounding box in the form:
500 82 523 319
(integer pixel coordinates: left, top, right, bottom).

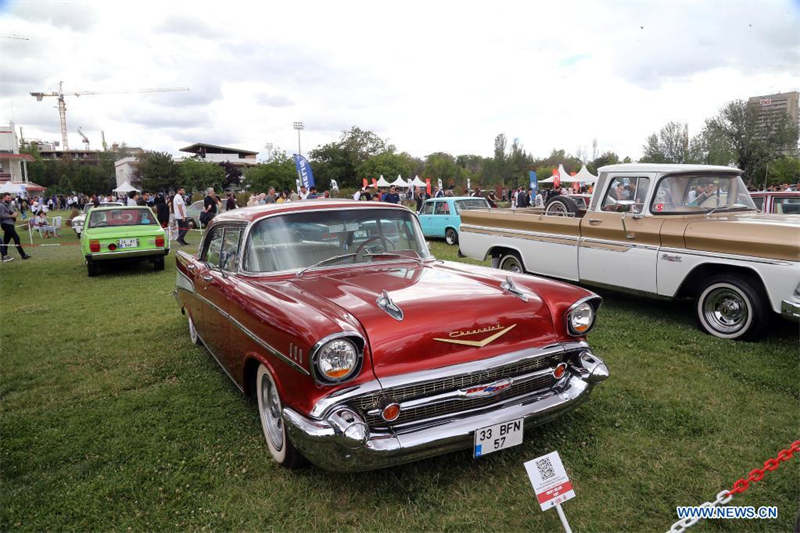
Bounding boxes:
781 298 800 320
283 353 608 472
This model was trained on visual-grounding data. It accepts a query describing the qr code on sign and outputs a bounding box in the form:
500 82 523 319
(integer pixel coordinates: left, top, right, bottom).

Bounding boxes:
535 457 555 480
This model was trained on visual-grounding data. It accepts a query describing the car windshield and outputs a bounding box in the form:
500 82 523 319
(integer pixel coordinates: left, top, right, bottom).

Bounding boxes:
88 208 158 228
454 198 490 213
244 208 430 273
651 174 756 214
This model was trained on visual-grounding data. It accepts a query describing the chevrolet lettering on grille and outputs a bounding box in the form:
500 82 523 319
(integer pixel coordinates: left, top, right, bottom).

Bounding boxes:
460 379 512 398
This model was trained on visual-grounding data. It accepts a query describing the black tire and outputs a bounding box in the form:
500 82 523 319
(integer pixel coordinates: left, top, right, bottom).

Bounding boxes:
498 251 524 273
256 365 305 469
545 196 580 216
154 256 165 271
87 259 98 277
695 274 768 340
445 227 458 245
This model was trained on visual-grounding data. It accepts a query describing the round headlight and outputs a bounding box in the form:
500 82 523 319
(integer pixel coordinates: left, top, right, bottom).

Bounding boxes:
568 301 595 335
315 338 359 382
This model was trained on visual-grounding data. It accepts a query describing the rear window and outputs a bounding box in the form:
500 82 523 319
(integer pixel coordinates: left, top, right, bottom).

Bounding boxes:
455 199 490 213
88 208 157 228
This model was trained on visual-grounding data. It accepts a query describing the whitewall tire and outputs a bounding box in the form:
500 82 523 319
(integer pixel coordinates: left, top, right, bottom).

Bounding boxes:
499 253 524 273
256 364 303 468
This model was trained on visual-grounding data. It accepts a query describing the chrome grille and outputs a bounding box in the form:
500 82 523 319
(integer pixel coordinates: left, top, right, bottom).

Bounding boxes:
347 351 565 428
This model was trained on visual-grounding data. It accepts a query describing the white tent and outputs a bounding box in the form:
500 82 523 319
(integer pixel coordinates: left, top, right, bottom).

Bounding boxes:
574 165 598 184
391 175 408 188
410 175 426 188
113 181 140 193
540 164 582 184
0 182 26 194
375 175 391 188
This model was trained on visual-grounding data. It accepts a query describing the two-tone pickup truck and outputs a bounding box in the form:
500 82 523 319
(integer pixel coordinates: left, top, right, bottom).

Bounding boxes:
460 164 800 340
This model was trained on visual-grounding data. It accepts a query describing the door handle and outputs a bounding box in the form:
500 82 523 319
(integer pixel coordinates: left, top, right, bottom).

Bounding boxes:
587 218 602 225
187 264 196 271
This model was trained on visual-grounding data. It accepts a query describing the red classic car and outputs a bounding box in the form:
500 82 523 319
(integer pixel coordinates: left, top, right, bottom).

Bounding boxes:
174 200 609 471
750 190 800 215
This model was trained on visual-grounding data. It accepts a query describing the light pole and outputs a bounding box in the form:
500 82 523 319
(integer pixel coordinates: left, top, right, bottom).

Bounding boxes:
292 121 304 156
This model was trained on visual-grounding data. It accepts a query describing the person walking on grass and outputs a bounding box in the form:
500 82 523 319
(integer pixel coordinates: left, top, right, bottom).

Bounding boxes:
1 193 30 262
173 187 190 246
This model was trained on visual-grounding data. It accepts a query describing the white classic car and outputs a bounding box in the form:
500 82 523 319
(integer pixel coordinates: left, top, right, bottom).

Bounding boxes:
460 164 800 340
71 202 123 236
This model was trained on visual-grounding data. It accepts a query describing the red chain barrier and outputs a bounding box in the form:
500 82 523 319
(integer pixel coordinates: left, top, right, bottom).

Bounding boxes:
727 440 800 496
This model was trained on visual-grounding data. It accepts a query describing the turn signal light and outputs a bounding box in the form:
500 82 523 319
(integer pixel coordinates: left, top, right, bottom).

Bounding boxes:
108 243 117 251
553 362 567 379
155 236 165 247
381 403 401 422
89 240 100 252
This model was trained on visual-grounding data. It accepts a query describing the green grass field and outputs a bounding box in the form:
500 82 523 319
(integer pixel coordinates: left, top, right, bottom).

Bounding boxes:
1 219 798 532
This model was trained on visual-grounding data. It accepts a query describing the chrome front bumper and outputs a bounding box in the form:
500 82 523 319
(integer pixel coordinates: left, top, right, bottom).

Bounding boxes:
283 354 608 472
781 298 800 321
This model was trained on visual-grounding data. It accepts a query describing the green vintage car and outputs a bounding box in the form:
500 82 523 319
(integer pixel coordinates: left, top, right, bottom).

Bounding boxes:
80 205 169 276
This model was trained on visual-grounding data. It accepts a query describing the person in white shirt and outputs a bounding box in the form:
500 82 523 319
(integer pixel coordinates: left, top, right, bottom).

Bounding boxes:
173 187 189 246
353 189 361 201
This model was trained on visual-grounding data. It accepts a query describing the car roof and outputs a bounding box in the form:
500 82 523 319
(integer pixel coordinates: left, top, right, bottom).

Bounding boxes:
425 196 485 202
88 205 151 211
598 163 742 174
211 199 411 224
750 190 800 196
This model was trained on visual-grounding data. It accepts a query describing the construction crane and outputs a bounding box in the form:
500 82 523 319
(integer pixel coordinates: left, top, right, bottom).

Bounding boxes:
30 81 189 151
78 127 90 150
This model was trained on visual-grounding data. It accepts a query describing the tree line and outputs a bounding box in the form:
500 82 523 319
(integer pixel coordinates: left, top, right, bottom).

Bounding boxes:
22 97 798 196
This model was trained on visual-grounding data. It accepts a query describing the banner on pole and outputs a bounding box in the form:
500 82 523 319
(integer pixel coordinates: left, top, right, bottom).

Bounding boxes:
529 171 538 194
293 154 315 188
425 178 431 195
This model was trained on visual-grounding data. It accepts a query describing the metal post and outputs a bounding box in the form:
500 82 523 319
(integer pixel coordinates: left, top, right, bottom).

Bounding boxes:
555 504 572 533
293 121 304 156
763 161 769 191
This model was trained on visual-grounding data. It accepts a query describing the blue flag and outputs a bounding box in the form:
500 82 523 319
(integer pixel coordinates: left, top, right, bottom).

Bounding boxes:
293 154 315 188
529 170 538 194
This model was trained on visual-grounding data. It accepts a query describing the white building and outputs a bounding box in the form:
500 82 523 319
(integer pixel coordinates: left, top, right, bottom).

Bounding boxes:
0 122 32 183
114 156 139 188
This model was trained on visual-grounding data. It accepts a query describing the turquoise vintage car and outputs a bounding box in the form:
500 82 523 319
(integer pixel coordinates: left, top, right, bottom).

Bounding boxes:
418 196 490 245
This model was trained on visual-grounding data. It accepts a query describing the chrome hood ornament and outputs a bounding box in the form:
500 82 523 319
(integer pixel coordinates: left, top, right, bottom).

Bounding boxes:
501 276 529 302
376 290 404 321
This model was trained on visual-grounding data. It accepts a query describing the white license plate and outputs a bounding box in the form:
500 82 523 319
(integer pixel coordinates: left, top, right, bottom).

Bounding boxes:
474 418 524 457
118 238 138 248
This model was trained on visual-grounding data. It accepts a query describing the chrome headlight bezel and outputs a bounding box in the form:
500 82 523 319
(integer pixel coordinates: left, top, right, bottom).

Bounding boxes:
310 332 365 385
566 295 602 336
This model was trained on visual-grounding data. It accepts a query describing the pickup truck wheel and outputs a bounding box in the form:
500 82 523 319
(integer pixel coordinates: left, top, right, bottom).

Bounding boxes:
498 252 524 273
256 364 304 469
545 196 580 216
445 228 458 245
696 275 767 340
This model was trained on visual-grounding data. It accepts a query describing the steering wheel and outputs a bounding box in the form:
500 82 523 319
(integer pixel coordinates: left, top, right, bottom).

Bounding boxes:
355 235 393 255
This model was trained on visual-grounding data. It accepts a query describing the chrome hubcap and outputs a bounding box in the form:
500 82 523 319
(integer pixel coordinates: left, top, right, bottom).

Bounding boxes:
704 288 748 333
547 202 567 215
260 376 284 451
500 257 521 273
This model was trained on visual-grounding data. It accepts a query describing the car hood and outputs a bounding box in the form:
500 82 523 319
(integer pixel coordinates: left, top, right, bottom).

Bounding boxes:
282 261 561 379
682 212 800 261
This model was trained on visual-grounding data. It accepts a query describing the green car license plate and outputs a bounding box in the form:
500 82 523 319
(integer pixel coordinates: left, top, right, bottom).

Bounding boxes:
118 238 139 248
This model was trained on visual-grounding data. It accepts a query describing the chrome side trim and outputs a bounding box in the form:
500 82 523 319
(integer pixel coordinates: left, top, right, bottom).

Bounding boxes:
460 223 579 244
308 341 589 419
194 292 311 376
658 246 795 266
580 237 660 251
176 270 195 293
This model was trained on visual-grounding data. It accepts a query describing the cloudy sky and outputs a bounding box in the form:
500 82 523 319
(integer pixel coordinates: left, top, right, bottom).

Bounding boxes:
1 0 799 162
